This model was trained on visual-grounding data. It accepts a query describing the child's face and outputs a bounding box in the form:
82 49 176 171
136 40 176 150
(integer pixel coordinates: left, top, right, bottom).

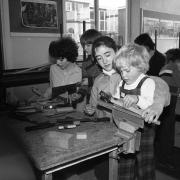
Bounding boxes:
56 58 69 70
84 43 92 55
95 45 115 72
120 62 142 85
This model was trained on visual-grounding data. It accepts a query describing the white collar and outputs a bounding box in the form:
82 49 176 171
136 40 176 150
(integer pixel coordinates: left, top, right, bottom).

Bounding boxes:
103 69 116 76
121 73 146 88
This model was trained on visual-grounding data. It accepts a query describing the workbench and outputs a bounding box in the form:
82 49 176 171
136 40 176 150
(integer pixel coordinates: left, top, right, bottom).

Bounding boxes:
6 112 129 180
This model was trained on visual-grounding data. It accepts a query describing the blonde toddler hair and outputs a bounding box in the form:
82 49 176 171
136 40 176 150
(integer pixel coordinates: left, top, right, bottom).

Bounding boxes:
113 43 150 73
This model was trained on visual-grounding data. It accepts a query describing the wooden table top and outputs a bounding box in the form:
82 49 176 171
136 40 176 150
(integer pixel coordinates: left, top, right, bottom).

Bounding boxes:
5 112 125 172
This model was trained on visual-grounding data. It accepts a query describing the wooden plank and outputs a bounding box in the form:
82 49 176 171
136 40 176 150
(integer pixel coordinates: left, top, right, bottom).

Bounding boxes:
42 173 52 180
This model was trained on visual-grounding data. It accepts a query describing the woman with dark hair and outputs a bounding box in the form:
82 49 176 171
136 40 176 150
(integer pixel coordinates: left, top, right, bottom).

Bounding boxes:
84 35 170 180
44 36 82 98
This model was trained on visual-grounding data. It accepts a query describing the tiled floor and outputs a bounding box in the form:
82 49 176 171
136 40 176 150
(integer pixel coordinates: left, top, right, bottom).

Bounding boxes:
155 117 180 180
156 127 180 180
156 170 179 180
156 158 180 180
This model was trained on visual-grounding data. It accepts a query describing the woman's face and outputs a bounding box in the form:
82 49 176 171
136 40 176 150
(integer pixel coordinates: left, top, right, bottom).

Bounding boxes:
84 43 92 55
56 58 70 70
94 45 116 71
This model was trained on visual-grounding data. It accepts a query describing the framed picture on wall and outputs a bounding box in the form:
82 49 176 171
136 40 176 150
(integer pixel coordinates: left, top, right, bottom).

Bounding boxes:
20 0 58 29
8 0 63 34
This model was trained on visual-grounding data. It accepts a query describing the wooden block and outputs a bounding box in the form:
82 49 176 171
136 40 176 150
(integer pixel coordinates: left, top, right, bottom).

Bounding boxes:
119 121 137 133
76 132 87 139
124 138 135 153
56 107 74 113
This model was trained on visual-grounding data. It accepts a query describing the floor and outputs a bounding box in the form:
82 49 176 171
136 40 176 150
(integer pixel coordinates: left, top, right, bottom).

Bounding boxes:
156 170 179 180
156 152 180 180
156 119 180 180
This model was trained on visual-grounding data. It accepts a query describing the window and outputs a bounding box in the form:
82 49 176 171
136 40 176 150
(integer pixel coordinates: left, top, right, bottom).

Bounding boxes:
141 0 180 53
90 7 95 29
142 9 180 52
99 0 126 47
65 0 126 59
66 2 72 12
99 10 106 31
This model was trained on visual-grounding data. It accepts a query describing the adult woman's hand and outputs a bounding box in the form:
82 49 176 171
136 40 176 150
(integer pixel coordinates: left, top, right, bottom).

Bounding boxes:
141 103 163 124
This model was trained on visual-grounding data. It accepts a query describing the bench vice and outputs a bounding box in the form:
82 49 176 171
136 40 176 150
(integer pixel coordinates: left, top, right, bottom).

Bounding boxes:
98 100 144 153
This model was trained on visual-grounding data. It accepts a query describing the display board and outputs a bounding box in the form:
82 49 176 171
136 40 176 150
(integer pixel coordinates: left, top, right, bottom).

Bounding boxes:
8 0 63 34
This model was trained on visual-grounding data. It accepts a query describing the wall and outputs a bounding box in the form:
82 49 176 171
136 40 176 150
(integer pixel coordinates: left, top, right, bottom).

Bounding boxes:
10 35 53 68
1 0 60 102
1 0 60 69
3 0 180 69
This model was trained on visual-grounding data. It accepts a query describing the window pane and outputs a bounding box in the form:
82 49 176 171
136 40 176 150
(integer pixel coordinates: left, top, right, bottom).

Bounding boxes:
65 0 126 59
100 11 105 20
65 0 94 60
99 0 126 47
100 21 104 31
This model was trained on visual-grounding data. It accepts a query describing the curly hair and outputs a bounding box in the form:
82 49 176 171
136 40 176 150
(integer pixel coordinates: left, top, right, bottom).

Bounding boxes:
49 36 78 63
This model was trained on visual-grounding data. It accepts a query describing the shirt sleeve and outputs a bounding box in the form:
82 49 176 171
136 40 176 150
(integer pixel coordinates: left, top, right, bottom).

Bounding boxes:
112 80 123 99
151 76 170 107
89 80 99 108
137 78 155 109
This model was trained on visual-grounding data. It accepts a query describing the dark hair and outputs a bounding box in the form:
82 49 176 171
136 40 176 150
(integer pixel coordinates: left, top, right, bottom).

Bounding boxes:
165 48 180 63
49 36 78 63
92 36 117 60
80 29 102 47
134 33 155 50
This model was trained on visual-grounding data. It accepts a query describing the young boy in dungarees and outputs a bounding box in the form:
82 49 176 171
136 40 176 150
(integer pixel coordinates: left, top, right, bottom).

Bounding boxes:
113 43 156 180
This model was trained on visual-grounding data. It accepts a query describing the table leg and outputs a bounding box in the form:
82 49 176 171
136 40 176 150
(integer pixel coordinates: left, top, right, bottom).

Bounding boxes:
109 150 119 180
42 173 52 180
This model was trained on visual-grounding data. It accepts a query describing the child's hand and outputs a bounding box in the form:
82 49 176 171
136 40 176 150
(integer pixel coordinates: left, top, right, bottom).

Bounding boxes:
123 95 138 108
84 104 95 116
71 93 82 101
